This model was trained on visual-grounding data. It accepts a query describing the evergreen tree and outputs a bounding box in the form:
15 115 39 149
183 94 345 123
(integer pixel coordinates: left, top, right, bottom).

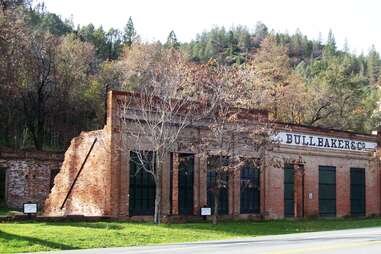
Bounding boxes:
165 30 180 49
123 16 137 47
253 21 268 47
323 29 336 57
367 45 380 85
107 28 123 60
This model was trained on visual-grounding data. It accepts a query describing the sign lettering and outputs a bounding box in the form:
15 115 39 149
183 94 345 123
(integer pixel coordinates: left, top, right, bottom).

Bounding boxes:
275 132 377 152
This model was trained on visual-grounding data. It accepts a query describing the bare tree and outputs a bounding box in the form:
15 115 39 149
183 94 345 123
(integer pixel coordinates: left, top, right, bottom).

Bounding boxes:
194 63 276 224
117 46 277 224
21 32 58 150
118 46 199 224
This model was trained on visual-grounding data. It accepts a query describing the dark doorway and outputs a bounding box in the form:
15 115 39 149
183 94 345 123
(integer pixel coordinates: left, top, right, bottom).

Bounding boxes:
178 154 194 215
350 168 365 216
284 164 294 217
0 168 6 206
49 168 60 190
319 166 336 217
240 161 260 214
129 151 156 216
207 156 229 215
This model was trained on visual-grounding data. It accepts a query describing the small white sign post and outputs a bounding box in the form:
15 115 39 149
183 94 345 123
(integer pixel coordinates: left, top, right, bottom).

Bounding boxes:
23 203 37 219
201 207 211 221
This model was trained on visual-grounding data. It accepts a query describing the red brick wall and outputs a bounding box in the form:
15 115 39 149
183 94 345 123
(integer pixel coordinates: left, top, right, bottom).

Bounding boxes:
265 149 380 219
44 129 112 216
42 91 381 220
0 150 62 209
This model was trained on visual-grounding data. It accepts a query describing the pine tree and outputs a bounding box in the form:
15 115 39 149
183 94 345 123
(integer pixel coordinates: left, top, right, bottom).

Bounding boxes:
323 29 336 57
367 45 381 85
164 30 180 49
123 16 137 47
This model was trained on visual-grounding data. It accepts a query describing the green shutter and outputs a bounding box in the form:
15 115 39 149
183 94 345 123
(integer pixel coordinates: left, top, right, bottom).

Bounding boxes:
319 166 336 217
129 151 156 216
240 161 260 214
178 154 194 215
284 164 294 217
350 168 365 216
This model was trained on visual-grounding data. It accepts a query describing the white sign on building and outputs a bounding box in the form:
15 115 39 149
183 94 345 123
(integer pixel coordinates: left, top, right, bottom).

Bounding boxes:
275 132 377 152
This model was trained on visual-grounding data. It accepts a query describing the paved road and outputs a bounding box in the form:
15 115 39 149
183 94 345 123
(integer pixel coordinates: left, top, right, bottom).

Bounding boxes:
35 227 381 254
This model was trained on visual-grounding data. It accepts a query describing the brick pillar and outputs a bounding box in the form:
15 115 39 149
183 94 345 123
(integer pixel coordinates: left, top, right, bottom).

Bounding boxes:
109 90 122 217
367 158 380 216
294 165 304 218
336 165 350 217
172 153 179 215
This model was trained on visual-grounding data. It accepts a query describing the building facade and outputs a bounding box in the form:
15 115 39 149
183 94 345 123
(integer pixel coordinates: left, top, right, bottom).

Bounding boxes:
44 91 381 219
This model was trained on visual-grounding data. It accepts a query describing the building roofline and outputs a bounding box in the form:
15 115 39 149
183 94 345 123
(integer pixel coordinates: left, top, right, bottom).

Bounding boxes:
109 90 377 141
274 121 377 140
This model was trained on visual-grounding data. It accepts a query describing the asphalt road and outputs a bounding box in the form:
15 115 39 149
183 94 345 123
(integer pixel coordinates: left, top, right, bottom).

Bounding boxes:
35 227 381 254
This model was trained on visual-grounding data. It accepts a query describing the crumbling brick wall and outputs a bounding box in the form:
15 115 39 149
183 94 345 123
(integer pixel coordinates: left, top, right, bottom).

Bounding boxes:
0 150 63 209
43 129 112 216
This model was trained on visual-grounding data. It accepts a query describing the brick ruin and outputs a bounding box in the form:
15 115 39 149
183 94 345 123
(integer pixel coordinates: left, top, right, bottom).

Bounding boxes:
43 91 381 219
0 150 62 209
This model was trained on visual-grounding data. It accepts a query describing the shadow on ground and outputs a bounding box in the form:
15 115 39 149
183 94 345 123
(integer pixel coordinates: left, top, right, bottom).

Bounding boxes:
0 230 77 251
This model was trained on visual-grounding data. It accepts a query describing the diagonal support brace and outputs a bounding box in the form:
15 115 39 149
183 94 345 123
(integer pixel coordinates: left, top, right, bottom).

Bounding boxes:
60 138 97 210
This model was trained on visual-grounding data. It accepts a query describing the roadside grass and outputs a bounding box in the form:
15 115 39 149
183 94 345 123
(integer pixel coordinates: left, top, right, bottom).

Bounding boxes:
1 218 381 253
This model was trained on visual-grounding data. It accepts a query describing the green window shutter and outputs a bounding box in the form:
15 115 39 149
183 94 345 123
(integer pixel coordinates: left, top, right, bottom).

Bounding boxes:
319 166 336 217
178 154 194 215
129 151 156 216
350 168 365 216
240 161 260 214
284 164 294 217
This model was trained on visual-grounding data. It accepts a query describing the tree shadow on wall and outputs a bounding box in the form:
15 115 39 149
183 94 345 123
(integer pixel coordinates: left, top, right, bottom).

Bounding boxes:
0 230 77 251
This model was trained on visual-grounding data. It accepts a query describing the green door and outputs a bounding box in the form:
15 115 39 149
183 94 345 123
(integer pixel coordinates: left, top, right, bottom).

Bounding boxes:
129 151 156 216
284 164 294 217
240 161 260 214
319 166 336 217
350 168 365 216
178 154 194 215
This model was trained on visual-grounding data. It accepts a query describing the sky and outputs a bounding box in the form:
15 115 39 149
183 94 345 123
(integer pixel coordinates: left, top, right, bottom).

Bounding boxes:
41 0 380 54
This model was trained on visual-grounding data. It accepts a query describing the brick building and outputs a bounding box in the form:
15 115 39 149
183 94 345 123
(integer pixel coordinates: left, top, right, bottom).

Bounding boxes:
44 91 381 219
0 150 62 209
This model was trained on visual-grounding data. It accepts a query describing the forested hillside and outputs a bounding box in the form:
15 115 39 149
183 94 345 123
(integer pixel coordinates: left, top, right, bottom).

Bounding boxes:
1 0 381 151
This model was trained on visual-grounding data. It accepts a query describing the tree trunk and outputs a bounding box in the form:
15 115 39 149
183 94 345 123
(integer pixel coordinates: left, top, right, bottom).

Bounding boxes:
212 189 219 225
154 181 161 224
154 159 162 224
